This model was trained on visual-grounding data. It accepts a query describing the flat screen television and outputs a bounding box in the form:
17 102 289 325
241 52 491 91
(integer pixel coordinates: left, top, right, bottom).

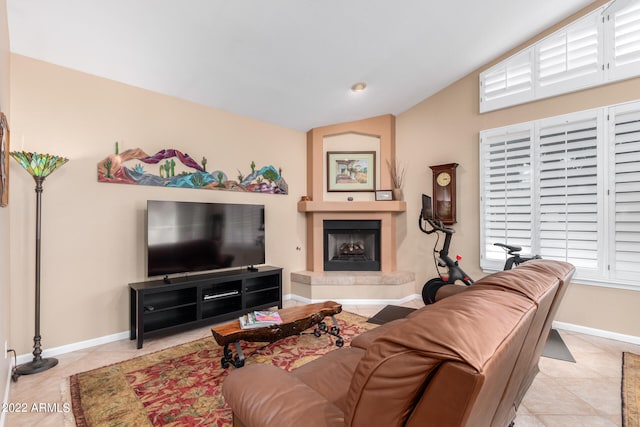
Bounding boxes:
146 200 265 277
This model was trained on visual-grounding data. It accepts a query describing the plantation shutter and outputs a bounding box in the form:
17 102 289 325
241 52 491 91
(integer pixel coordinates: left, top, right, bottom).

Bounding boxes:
610 102 640 280
537 112 600 270
536 11 602 98
480 50 534 113
605 1 640 81
480 126 533 269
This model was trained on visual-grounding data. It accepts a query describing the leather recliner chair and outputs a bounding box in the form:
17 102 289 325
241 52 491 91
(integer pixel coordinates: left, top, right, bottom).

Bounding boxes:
222 260 575 427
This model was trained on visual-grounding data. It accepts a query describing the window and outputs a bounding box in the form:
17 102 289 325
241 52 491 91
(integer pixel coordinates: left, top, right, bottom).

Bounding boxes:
480 100 640 289
536 12 602 98
480 50 533 112
480 1 640 113
479 126 533 261
537 112 602 273
606 0 640 80
609 102 640 280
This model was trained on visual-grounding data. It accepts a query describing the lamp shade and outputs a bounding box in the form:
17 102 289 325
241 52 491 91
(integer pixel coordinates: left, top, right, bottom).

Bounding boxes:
10 151 68 178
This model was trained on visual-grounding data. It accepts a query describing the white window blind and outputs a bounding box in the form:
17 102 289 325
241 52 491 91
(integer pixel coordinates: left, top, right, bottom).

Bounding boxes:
537 113 601 271
536 11 602 98
480 50 533 113
606 1 640 80
480 1 640 113
480 126 533 269
610 103 640 280
480 101 640 288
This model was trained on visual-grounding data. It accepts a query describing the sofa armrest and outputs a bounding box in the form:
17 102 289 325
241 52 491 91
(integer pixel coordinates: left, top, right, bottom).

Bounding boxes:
222 364 344 427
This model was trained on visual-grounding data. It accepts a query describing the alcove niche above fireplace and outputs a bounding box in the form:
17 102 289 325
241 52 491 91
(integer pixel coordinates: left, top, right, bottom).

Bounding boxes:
291 114 415 301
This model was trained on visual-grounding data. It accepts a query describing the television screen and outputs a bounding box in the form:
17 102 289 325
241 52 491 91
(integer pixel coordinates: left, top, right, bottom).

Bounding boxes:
147 200 265 277
421 194 434 221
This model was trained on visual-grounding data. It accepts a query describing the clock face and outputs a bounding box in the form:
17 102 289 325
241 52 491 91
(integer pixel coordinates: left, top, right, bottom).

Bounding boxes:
436 172 451 187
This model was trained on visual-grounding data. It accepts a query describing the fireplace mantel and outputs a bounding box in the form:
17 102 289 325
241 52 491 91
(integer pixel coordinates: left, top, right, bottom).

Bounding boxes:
297 200 406 213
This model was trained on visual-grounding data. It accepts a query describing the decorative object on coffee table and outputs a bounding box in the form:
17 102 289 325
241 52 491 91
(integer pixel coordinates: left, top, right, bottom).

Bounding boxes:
211 301 343 368
9 151 68 381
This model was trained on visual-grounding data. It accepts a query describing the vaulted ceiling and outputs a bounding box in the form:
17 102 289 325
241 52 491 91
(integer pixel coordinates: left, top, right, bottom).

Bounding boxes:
6 0 596 131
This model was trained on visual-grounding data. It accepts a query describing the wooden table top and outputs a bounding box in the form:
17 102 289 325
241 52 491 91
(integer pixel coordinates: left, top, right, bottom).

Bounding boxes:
211 300 342 345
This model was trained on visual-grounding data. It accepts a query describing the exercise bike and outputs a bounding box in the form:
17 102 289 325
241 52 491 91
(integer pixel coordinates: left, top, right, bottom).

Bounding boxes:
419 194 473 304
494 243 541 270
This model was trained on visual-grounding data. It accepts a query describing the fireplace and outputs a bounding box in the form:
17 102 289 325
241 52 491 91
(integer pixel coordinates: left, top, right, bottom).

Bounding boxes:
323 220 381 271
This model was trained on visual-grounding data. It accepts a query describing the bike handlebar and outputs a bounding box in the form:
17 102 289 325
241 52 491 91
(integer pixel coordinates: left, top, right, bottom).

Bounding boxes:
418 213 455 235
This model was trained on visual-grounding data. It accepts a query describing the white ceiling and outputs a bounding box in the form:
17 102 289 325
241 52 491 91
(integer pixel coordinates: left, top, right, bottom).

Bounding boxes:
6 0 596 131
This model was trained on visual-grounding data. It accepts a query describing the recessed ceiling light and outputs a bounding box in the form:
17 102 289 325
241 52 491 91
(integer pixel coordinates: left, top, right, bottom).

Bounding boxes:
351 82 367 92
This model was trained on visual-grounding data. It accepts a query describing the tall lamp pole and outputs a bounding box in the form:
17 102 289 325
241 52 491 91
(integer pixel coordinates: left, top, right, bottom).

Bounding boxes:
10 151 68 380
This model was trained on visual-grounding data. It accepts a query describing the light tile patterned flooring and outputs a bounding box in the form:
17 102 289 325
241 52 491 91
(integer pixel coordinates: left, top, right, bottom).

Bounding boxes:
5 299 640 426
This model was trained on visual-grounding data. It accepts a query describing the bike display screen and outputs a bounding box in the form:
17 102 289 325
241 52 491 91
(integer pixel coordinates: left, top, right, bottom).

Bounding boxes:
421 194 434 221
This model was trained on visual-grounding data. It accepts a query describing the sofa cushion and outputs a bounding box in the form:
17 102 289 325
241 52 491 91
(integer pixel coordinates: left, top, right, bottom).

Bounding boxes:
292 347 365 413
222 363 345 427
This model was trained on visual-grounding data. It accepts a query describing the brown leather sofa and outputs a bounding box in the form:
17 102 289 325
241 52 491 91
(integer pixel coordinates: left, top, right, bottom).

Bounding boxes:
222 260 575 427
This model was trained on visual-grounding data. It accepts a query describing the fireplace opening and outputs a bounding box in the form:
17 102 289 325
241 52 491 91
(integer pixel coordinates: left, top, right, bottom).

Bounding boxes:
323 220 381 271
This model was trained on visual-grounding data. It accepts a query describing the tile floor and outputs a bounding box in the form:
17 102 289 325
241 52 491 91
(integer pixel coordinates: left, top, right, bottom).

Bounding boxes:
4 299 639 426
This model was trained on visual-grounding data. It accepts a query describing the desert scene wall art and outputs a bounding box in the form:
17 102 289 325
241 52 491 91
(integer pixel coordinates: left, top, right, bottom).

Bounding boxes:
97 144 288 195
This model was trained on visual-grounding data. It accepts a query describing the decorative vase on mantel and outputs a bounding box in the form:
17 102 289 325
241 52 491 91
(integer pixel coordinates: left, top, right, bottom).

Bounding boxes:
392 188 404 201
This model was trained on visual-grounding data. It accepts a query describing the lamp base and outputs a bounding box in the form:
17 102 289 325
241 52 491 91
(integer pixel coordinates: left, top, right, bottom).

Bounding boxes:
13 357 58 378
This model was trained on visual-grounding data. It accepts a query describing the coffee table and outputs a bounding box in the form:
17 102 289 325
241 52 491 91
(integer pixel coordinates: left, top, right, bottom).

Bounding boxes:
211 301 343 368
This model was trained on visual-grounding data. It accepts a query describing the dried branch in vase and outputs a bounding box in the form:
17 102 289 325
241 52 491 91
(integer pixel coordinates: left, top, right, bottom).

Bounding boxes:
386 159 406 189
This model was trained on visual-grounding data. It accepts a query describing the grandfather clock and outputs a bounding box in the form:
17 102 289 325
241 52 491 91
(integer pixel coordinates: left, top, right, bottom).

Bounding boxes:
430 163 458 225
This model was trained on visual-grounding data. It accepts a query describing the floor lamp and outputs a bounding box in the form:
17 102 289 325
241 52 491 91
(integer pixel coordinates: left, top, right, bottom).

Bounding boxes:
10 151 68 379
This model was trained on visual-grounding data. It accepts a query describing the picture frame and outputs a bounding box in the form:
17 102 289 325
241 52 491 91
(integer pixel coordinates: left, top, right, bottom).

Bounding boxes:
375 190 393 201
0 112 9 207
327 151 376 192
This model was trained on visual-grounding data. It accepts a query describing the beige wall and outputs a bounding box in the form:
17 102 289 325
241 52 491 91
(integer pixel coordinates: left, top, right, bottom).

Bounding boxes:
0 0 11 411
8 55 307 354
5 0 640 361
397 0 640 337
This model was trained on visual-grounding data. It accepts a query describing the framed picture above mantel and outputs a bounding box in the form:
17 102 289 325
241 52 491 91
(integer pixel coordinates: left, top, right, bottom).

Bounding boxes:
326 151 376 192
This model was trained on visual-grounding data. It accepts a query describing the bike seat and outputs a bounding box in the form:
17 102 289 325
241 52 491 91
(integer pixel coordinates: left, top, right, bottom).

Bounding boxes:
494 242 522 253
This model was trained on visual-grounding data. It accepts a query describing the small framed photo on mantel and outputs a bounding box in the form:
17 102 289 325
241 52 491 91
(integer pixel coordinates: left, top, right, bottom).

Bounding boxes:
327 151 376 192
375 190 393 201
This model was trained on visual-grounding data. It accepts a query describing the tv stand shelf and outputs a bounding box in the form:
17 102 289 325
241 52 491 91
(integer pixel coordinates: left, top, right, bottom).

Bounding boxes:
129 266 282 349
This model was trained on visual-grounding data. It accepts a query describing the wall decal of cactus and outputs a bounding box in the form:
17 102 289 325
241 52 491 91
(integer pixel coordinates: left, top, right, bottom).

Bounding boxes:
97 145 287 195
104 158 113 178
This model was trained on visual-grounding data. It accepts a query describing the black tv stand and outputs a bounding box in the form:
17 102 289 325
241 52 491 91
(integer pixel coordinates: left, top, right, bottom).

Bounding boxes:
129 266 282 349
247 265 259 272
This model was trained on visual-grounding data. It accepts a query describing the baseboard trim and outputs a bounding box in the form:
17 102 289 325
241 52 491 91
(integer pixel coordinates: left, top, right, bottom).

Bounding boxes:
11 301 638 366
553 321 640 345
16 331 130 365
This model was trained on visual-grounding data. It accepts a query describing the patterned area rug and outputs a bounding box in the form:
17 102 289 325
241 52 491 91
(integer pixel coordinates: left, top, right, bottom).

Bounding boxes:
69 311 376 426
623 352 640 427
